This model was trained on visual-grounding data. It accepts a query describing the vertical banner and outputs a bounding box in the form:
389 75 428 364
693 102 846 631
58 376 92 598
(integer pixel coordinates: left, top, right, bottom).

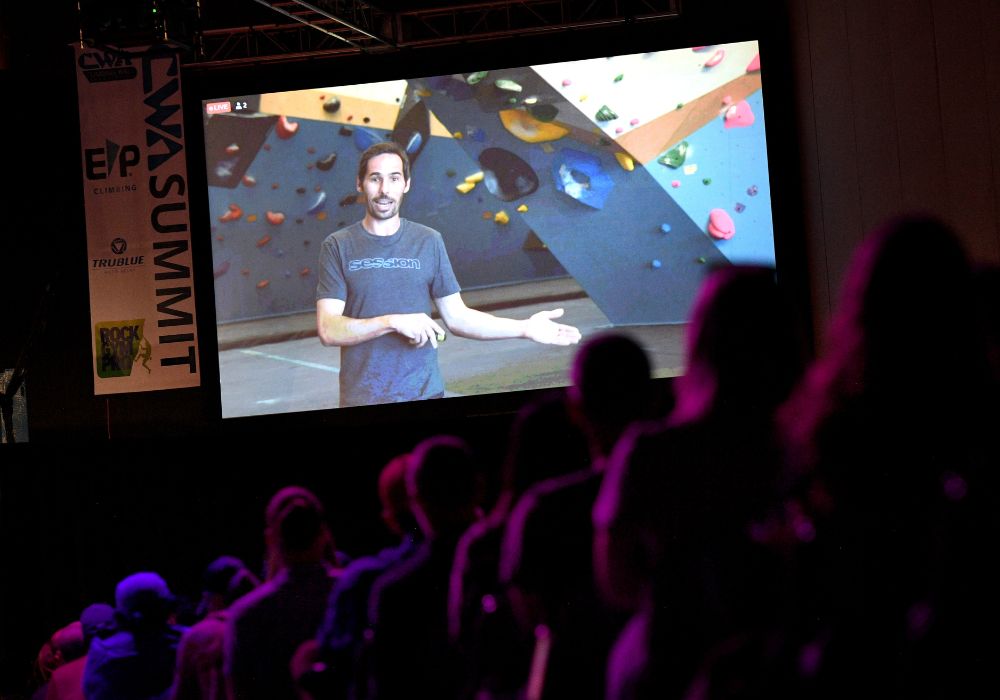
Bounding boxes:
76 45 199 394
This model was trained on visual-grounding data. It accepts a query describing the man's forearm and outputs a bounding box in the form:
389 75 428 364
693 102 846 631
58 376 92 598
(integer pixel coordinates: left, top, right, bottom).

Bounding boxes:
317 313 394 346
446 307 527 341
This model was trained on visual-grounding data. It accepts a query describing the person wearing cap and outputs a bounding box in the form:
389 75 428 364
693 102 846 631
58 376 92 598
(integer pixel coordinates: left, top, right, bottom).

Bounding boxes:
171 557 259 700
224 487 340 700
83 572 185 700
45 604 115 700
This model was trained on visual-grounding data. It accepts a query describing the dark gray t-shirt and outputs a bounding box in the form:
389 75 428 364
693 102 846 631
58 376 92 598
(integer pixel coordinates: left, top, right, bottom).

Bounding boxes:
316 219 461 407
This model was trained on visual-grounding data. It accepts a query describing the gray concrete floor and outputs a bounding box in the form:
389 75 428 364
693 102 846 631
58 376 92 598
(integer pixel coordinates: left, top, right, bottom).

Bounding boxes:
218 284 688 418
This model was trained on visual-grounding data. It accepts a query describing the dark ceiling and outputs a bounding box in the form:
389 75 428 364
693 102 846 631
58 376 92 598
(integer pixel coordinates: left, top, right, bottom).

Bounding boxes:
0 1 685 71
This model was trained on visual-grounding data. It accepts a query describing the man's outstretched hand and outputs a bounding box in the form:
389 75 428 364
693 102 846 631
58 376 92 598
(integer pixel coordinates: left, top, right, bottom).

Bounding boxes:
523 308 582 346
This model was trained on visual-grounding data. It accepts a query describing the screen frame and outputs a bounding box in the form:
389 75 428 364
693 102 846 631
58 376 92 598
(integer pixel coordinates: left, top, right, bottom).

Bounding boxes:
182 13 812 432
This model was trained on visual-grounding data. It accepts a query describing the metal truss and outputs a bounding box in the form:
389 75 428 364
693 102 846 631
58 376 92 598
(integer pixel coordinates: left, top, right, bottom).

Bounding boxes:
194 0 681 65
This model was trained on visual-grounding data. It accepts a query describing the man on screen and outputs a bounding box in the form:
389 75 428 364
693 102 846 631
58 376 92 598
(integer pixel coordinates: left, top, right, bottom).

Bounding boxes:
316 142 581 407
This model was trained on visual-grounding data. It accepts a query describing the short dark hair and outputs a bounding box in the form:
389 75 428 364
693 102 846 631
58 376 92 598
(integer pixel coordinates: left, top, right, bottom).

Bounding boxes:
357 141 411 184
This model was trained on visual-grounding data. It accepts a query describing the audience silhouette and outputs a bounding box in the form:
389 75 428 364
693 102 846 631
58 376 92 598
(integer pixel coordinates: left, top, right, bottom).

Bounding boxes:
365 436 482 700
172 557 259 700
225 487 340 700
83 572 184 700
18 214 1000 700
594 266 803 700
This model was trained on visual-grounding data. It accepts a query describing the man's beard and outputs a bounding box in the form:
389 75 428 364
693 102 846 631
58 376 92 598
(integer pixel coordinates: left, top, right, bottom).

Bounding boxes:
368 195 401 220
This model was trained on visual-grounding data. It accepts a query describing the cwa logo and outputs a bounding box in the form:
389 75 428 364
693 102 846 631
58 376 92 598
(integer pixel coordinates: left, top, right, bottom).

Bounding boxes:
93 237 144 271
78 49 137 82
95 320 153 378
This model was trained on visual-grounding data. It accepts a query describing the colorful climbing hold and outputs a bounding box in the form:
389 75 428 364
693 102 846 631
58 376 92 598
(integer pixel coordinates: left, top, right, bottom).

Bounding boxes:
276 115 299 139
660 223 672 234
707 208 736 240
615 152 635 171
499 109 569 143
225 143 239 155
671 180 681 188
659 141 689 168
479 148 539 201
747 185 759 196
517 204 528 213
322 96 341 113
256 279 270 289
704 49 726 68
307 191 327 214
219 203 242 223
246 214 258 223
595 105 618 121
724 100 755 129
456 182 475 194
467 71 488 85
494 211 510 225
651 259 662 269
242 174 256 187
529 104 559 122
495 79 522 92
703 177 713 185
316 153 337 172
256 235 272 247
734 202 746 213
465 172 484 184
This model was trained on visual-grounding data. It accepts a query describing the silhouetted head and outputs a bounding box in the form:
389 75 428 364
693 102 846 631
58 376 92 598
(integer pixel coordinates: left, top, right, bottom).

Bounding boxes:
830 215 977 391
114 572 175 631
197 556 261 616
673 265 802 423
265 486 333 573
783 215 987 468
500 391 591 502
407 436 480 537
569 333 653 457
378 453 420 536
80 603 115 646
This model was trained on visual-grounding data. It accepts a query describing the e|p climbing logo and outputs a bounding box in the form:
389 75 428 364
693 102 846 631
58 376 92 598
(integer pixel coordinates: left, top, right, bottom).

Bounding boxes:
95 320 153 378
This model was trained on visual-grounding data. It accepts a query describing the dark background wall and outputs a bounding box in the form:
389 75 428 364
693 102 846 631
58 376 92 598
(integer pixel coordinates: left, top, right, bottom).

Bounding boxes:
1 0 999 694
